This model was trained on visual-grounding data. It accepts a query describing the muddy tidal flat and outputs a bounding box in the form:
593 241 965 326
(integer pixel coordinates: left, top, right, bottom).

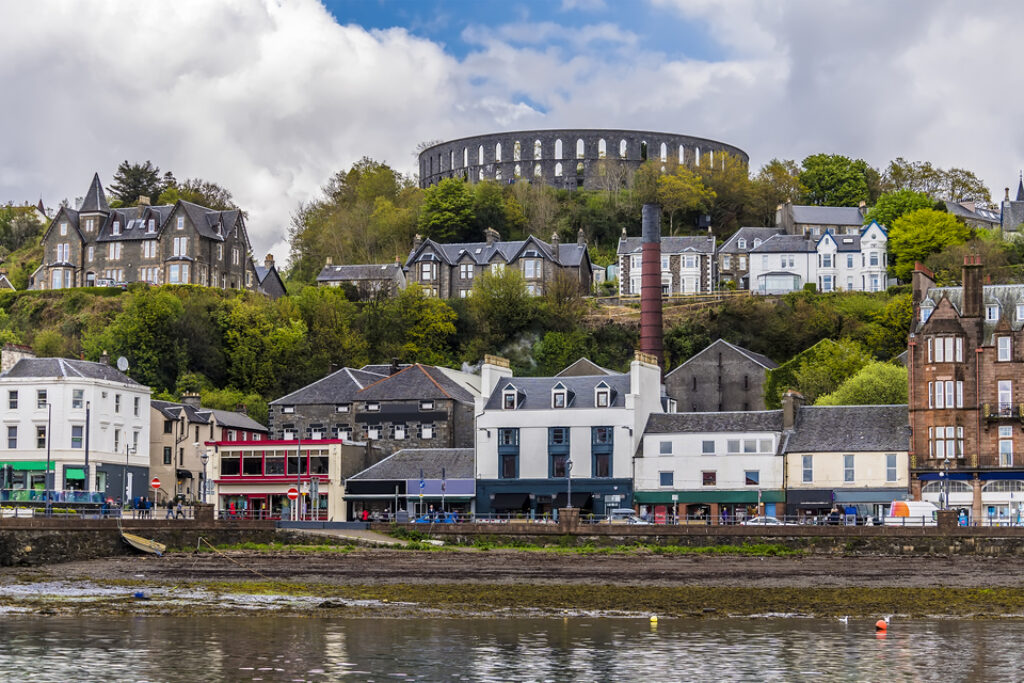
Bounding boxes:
3 549 1024 619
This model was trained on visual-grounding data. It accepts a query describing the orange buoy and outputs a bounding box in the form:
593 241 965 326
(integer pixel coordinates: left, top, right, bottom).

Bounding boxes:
875 619 887 631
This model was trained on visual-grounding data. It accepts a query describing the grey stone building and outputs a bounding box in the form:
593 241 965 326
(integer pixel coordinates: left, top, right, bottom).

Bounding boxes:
664 339 778 412
268 364 479 455
255 254 286 299
1001 179 1024 233
717 227 784 289
38 174 259 292
405 230 592 298
775 201 867 237
617 233 715 296
315 259 406 300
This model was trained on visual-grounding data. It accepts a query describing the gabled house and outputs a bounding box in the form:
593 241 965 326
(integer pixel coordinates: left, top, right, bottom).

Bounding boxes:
474 352 663 517
776 201 867 237
616 233 715 296
405 229 592 298
316 259 406 300
555 358 621 377
717 227 783 289
344 447 475 520
254 254 286 300
664 339 777 412
38 173 259 292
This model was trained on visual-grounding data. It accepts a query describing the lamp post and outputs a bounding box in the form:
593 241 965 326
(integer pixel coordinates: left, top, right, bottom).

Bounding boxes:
123 440 136 511
45 403 52 517
84 401 90 496
565 458 574 509
295 433 302 521
942 457 951 511
199 451 209 505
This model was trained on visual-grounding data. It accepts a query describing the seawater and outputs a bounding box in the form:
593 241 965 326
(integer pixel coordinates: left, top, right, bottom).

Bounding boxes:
0 615 1017 682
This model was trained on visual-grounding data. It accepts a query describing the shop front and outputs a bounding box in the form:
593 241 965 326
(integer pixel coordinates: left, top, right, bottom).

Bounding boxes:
634 489 785 524
833 488 909 523
476 478 633 518
785 489 836 521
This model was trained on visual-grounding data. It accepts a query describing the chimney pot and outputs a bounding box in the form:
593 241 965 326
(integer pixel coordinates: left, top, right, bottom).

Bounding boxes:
484 227 500 247
577 228 586 247
264 253 274 269
181 392 202 409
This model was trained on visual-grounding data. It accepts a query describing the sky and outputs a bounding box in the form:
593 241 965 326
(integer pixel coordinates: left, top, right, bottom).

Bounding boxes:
3 0 1024 265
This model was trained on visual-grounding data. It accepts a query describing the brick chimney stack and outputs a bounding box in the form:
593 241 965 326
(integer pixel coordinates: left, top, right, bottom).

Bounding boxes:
181 392 202 409
962 254 983 318
639 203 664 366
484 227 500 247
265 253 275 269
782 390 805 430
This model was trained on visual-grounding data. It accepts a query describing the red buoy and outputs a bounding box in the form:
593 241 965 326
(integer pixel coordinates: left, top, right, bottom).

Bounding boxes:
875 619 887 631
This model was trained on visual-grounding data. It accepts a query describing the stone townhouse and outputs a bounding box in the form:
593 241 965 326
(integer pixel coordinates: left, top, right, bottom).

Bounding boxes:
616 233 715 296
150 393 268 505
716 227 783 289
38 174 259 291
1001 179 1024 233
315 259 406 300
254 254 287 299
748 221 889 294
405 229 592 298
910 256 1024 523
268 363 479 455
664 339 777 412
775 201 867 237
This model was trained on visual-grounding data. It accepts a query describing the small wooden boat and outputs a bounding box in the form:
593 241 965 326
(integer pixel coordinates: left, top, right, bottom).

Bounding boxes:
122 532 166 556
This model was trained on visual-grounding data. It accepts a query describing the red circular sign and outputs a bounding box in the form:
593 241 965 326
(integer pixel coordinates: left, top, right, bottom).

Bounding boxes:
287 487 299 500
150 477 161 490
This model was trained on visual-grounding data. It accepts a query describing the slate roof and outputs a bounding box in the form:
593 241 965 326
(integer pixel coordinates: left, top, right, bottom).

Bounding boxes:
782 405 909 453
484 375 630 410
790 205 864 226
151 399 210 424
408 235 587 268
718 227 784 254
349 448 474 480
944 201 999 225
316 263 404 283
2 358 142 385
270 368 386 405
617 235 715 255
356 364 475 404
750 234 816 253
207 408 268 432
150 400 267 432
555 357 621 377
80 173 109 213
644 410 783 434
665 339 777 378
819 233 862 252
919 284 1024 337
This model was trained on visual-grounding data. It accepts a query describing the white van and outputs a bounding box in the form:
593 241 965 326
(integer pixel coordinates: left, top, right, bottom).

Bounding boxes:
884 500 939 526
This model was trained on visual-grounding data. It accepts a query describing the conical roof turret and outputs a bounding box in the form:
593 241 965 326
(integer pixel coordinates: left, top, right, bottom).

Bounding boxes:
79 173 109 213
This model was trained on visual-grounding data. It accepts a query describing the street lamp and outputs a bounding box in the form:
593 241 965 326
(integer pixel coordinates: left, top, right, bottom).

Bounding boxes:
199 451 209 504
565 458 574 509
123 440 136 509
45 403 52 516
942 457 951 511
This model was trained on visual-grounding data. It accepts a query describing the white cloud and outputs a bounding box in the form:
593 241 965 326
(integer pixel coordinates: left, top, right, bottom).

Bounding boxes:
561 0 607 10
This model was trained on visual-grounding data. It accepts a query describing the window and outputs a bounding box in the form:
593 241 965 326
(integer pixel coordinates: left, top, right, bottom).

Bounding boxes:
659 441 672 455
36 390 46 409
220 453 241 476
502 389 518 410
500 452 518 478
999 380 1013 415
869 252 879 266
595 388 610 408
802 455 813 483
743 439 757 453
232 248 239 265
550 453 569 478
928 381 963 409
420 424 434 439
173 237 188 256
163 447 172 465
739 256 746 270
143 240 158 258
844 454 855 483
727 440 740 454
147 219 155 233
87 246 94 263
592 426 612 445
177 216 184 230
498 428 519 446
998 336 1011 362
72 389 84 409
394 424 406 440
928 336 963 363
847 254 854 268
659 471 674 487
593 452 611 478
85 218 94 233
999 426 1013 466
550 427 570 446
7 390 16 410
114 394 121 413
218 244 224 261
282 405 295 414
684 255 696 269
523 259 541 279
36 426 46 449
164 420 173 434
661 255 670 270
108 242 122 260
552 385 567 408
458 263 475 280
631 254 641 270
367 426 381 440
920 305 933 323
737 239 746 249
886 454 898 482
759 439 772 453
821 254 832 268
71 425 83 449
420 262 434 280
702 440 715 454
987 305 1000 322
282 429 296 440
491 262 505 275
722 255 731 269
745 470 759 486
112 221 121 236
133 396 140 416
928 426 964 459
702 471 716 486
366 402 380 412
6 426 15 449
1018 304 1024 322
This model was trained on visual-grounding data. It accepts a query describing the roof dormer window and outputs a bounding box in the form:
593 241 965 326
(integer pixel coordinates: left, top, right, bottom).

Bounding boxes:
1017 304 1024 322
552 383 568 409
987 304 1000 322
752 238 761 248
920 305 933 323
147 219 155 233
737 239 746 249
112 221 120 236
502 386 518 410
595 382 610 408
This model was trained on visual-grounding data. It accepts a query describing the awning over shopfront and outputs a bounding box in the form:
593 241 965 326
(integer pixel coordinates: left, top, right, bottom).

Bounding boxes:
64 468 85 480
176 469 193 479
634 490 785 505
552 492 592 508
978 471 1024 480
491 492 529 510
0 461 52 471
833 489 908 504
786 489 834 507
917 472 972 481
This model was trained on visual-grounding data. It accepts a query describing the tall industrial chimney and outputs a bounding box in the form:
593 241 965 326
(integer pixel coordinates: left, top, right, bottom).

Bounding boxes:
640 203 664 366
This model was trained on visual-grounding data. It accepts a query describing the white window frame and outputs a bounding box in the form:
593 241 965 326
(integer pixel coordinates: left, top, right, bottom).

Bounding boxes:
999 336 1011 362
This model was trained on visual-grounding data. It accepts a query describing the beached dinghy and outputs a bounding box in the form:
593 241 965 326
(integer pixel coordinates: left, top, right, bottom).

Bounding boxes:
122 532 166 556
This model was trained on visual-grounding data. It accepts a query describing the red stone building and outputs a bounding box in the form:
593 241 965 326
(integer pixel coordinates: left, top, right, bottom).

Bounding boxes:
909 256 1024 523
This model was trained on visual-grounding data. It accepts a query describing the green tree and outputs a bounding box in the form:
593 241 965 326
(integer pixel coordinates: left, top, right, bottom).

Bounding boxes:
468 268 535 347
889 208 971 281
764 338 872 407
799 154 873 207
532 329 594 376
157 178 239 211
749 158 802 226
657 164 715 234
699 153 751 234
418 177 475 241
357 285 457 365
815 361 908 405
200 386 270 427
863 189 939 229
108 160 167 206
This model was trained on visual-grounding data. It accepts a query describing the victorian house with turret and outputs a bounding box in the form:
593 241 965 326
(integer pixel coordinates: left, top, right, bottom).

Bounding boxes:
36 174 259 292
909 256 1024 523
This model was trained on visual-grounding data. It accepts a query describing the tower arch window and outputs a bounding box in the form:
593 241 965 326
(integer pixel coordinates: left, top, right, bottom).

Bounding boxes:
463 147 468 168
514 164 522 178
679 144 685 164
695 147 701 165
513 140 522 162
598 139 607 158
554 162 563 177
619 139 627 158
576 139 585 158
478 145 484 165
554 139 563 159
534 164 542 178
495 142 502 162
534 139 542 160
640 141 648 160
660 142 667 162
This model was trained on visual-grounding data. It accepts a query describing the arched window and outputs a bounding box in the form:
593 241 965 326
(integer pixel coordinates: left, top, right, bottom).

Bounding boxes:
534 139 542 160
576 161 584 176
554 162 563 177
534 163 542 178
554 139 563 159
640 141 648 161
514 163 522 178
922 480 973 493
708 150 714 168
495 167 503 181
463 147 469 168
479 169 484 181
679 145 685 164
576 138 585 158
660 142 667 162
619 139 627 158
449 150 454 170
513 140 522 162
598 139 607 158
495 142 502 162
694 147 701 166
478 145 484 165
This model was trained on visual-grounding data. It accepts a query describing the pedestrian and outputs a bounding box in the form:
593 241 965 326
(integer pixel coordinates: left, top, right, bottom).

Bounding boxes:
229 500 236 518
165 499 174 519
175 499 185 519
361 508 369 522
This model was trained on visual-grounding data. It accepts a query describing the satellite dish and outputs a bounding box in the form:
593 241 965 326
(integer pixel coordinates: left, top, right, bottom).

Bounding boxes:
116 356 129 372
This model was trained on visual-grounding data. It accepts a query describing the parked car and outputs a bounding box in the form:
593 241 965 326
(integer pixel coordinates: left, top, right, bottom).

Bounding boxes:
741 516 788 526
606 508 650 524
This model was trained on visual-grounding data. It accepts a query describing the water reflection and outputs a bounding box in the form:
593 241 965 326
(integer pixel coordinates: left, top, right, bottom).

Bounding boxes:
0 615 1015 681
